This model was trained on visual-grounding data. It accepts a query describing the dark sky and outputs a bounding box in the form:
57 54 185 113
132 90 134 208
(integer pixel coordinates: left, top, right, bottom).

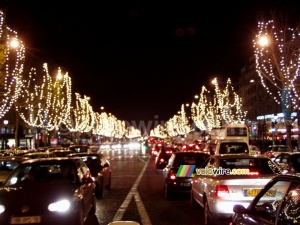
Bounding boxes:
1 1 299 128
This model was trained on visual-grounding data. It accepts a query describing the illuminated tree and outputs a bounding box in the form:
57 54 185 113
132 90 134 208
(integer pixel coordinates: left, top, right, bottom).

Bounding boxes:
0 10 25 118
16 64 72 131
191 78 247 131
253 15 300 148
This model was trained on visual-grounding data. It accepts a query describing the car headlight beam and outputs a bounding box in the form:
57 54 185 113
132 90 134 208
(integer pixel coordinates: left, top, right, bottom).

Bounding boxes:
0 204 5 213
48 199 71 212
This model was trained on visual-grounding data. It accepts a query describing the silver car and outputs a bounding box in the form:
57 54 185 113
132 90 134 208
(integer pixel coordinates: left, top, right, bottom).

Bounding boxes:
190 154 282 225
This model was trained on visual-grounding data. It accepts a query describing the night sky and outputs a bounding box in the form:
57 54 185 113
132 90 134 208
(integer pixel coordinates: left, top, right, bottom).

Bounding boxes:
0 1 299 130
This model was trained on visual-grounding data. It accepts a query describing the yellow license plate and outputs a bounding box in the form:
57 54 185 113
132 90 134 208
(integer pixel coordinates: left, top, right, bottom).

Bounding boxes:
11 216 41 224
244 189 261 196
244 189 276 197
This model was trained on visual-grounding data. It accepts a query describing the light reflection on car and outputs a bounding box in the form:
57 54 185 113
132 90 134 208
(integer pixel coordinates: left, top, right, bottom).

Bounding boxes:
191 154 282 225
230 174 300 225
0 158 96 225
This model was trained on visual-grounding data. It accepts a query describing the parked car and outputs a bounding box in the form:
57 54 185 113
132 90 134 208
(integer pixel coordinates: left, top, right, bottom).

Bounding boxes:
67 152 111 197
0 157 96 225
22 151 57 159
273 152 300 174
249 145 261 156
230 174 300 225
155 146 179 173
51 149 76 157
162 151 210 199
190 154 282 225
0 156 30 183
263 145 293 158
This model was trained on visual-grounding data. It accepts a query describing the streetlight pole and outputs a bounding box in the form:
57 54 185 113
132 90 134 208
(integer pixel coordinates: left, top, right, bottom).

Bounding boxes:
3 120 8 149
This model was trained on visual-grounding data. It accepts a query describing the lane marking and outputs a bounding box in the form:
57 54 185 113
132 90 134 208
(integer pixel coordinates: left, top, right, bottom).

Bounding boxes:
113 157 152 225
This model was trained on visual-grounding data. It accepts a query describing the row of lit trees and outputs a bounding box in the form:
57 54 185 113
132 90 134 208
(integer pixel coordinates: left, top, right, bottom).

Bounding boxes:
0 10 141 145
150 11 300 150
151 78 247 138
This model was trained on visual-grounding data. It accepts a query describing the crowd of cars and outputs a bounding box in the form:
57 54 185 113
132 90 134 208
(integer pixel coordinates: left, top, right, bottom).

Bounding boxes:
0 144 111 225
149 136 300 225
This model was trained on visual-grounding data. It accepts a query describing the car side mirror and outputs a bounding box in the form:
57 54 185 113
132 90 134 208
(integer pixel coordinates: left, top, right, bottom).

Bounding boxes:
233 204 246 213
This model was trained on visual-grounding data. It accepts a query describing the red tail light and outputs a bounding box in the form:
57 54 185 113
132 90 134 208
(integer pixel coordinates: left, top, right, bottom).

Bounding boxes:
169 171 176 180
215 185 230 197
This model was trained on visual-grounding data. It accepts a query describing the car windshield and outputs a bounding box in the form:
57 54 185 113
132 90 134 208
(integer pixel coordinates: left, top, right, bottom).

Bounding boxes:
4 162 77 186
220 158 281 174
173 154 208 167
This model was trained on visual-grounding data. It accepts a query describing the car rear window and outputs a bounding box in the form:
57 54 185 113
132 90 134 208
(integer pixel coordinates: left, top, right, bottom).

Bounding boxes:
219 142 249 154
173 154 208 167
220 158 281 174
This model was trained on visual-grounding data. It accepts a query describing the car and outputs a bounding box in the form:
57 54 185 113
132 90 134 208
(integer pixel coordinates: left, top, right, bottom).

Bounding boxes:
51 149 76 157
68 144 89 153
214 139 250 155
0 157 96 225
230 174 300 225
155 146 180 173
273 152 300 174
162 151 210 199
181 143 201 151
151 143 164 159
249 145 261 156
22 151 57 159
67 152 111 197
0 156 30 183
203 142 217 155
263 145 293 158
190 154 282 225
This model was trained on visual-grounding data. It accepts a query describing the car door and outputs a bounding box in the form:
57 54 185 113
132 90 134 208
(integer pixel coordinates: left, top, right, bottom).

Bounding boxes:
235 180 291 224
76 160 95 216
192 156 215 206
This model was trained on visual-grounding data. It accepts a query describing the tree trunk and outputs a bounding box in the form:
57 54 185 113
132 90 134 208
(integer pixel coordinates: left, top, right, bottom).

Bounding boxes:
14 110 19 147
298 109 300 151
286 121 292 149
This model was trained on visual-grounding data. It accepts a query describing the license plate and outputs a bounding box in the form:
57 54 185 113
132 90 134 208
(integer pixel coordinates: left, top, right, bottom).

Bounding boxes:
11 216 41 224
180 182 190 186
244 189 276 197
244 189 261 196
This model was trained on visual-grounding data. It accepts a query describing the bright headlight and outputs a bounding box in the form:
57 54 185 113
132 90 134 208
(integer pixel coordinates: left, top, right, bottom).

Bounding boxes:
48 199 70 212
0 205 5 213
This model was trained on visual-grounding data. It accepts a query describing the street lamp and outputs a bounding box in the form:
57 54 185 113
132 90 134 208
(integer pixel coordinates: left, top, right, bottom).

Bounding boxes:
3 120 8 149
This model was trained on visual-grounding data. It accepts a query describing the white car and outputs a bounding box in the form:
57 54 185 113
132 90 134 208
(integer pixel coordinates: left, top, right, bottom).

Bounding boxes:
249 145 261 156
190 154 281 225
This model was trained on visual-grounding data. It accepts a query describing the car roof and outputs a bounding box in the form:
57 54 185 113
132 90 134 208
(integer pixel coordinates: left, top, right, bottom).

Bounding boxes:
272 173 300 181
67 152 100 156
217 154 270 159
19 157 80 164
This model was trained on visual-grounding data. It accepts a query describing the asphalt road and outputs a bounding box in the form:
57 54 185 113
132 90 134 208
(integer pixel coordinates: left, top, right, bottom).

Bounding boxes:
84 145 207 225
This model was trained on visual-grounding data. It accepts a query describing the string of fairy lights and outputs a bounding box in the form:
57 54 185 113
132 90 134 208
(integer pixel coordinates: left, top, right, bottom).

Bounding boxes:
0 10 141 139
1 9 300 140
254 19 300 113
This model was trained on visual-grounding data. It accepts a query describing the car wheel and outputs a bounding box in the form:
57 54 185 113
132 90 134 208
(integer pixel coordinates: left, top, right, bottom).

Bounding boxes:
89 194 96 215
204 199 217 225
191 191 199 209
164 183 172 199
